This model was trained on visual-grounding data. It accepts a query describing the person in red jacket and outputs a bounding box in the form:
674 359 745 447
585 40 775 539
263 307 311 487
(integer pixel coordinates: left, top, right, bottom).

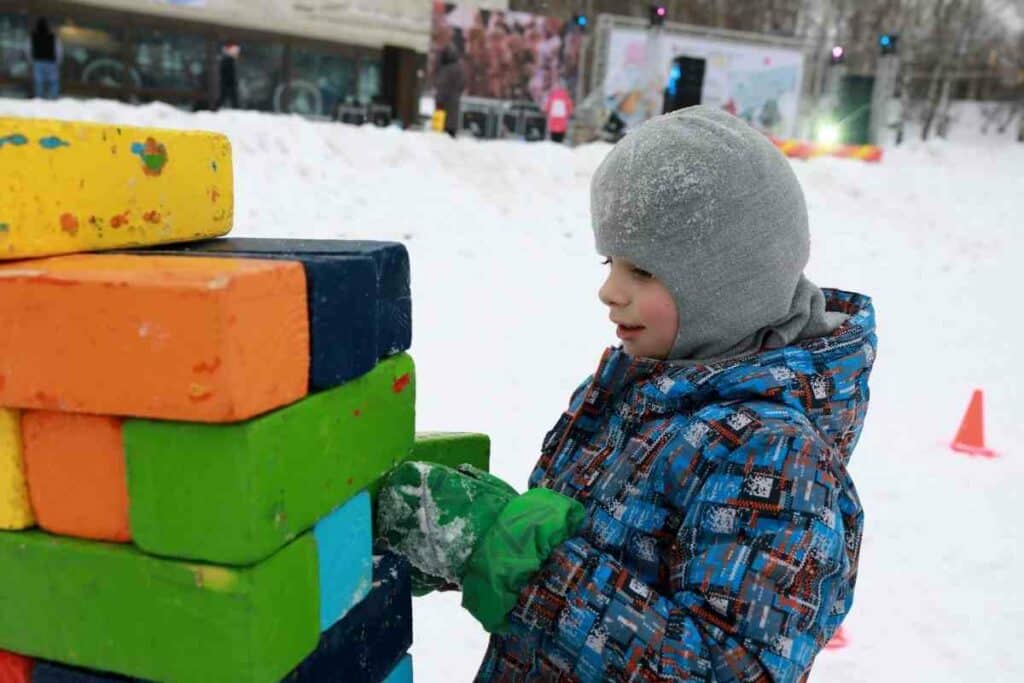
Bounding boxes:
543 83 573 143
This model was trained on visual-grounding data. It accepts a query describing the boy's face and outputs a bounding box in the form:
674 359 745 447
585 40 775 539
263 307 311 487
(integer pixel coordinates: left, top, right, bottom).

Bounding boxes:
598 256 678 359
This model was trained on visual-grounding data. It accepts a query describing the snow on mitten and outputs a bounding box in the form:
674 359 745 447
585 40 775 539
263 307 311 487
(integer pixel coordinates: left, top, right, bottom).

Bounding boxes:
375 461 518 588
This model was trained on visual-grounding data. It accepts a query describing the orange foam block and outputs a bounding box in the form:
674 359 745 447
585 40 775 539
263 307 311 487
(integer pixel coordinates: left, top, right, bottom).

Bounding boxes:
22 412 130 542
0 254 309 422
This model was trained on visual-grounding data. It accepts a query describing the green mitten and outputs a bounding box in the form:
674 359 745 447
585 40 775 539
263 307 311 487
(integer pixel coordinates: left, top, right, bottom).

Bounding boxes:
408 568 457 597
375 461 585 633
461 488 586 633
376 461 518 587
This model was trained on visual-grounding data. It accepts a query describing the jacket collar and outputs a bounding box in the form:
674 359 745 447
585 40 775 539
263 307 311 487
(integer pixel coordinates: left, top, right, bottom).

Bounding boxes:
586 289 876 436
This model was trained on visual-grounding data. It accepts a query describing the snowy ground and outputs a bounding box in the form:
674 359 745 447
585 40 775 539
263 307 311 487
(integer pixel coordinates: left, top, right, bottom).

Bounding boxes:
2 97 1022 682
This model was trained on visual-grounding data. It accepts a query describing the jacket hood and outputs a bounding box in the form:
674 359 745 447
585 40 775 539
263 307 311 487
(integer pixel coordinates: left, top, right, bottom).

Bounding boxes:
591 289 876 466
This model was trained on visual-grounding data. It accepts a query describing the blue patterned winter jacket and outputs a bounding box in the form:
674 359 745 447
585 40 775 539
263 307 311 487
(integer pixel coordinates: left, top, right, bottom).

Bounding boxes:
476 289 875 682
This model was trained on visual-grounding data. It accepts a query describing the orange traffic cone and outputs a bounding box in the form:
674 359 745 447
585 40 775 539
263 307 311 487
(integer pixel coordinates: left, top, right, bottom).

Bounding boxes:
951 389 995 458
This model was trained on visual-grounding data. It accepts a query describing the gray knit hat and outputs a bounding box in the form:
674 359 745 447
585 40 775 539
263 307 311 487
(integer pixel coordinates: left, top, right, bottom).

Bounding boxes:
591 105 831 362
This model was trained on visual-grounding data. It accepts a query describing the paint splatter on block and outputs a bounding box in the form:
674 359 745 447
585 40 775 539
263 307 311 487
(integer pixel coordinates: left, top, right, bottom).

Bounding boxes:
0 254 309 422
21 412 130 542
0 409 33 530
0 529 320 682
125 239 412 387
0 118 232 259
125 354 414 565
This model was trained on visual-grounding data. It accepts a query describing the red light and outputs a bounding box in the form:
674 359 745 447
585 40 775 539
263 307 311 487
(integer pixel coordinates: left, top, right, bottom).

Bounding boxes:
657 6 666 16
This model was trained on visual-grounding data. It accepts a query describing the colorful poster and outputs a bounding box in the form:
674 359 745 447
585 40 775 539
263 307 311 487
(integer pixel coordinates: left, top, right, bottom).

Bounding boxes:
429 3 583 106
602 27 805 137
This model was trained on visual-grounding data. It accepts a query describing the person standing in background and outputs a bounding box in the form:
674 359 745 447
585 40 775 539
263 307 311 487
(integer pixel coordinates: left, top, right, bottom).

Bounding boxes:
434 45 466 138
544 81 573 143
217 42 241 110
28 18 61 100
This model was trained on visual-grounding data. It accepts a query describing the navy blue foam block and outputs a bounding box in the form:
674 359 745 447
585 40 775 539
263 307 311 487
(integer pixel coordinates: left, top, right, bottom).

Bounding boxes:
285 551 412 683
32 661 135 682
284 240 410 300
263 239 409 299
295 255 377 388
151 239 410 299
380 296 412 357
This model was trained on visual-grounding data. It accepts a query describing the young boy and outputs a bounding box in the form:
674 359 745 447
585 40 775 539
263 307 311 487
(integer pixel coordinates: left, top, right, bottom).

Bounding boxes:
378 105 875 681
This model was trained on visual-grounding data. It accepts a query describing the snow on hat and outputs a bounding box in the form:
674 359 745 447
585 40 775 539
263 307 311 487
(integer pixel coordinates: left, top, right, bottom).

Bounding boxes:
591 105 831 361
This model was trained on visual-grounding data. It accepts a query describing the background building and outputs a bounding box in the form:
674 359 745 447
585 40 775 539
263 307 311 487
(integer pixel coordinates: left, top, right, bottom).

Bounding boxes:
0 0 430 125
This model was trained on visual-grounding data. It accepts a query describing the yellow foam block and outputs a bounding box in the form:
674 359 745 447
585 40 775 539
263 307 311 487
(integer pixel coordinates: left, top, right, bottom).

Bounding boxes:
0 408 33 529
0 117 233 259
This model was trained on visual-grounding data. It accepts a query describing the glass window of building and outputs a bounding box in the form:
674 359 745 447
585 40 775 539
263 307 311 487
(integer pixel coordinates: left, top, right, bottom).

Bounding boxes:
288 46 356 116
133 27 207 93
234 41 284 112
357 58 381 102
58 19 130 89
0 13 30 81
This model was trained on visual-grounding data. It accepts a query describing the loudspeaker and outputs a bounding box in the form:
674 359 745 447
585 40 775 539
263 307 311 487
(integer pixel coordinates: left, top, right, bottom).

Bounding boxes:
338 103 367 125
501 109 519 137
499 101 546 141
522 111 546 141
461 110 494 138
369 102 393 127
663 56 706 114
460 97 499 138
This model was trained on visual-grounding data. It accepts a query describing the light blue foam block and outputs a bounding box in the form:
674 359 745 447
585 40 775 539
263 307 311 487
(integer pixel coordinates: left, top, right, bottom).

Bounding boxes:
313 491 373 632
383 654 413 683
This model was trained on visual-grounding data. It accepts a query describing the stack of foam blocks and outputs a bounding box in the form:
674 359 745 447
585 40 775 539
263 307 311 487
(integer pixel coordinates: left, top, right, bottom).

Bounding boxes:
0 118 490 682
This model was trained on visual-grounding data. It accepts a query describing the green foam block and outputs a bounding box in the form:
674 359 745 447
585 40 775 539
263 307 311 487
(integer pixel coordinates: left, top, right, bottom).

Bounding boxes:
366 431 490 503
411 431 490 471
0 530 319 683
126 354 415 565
